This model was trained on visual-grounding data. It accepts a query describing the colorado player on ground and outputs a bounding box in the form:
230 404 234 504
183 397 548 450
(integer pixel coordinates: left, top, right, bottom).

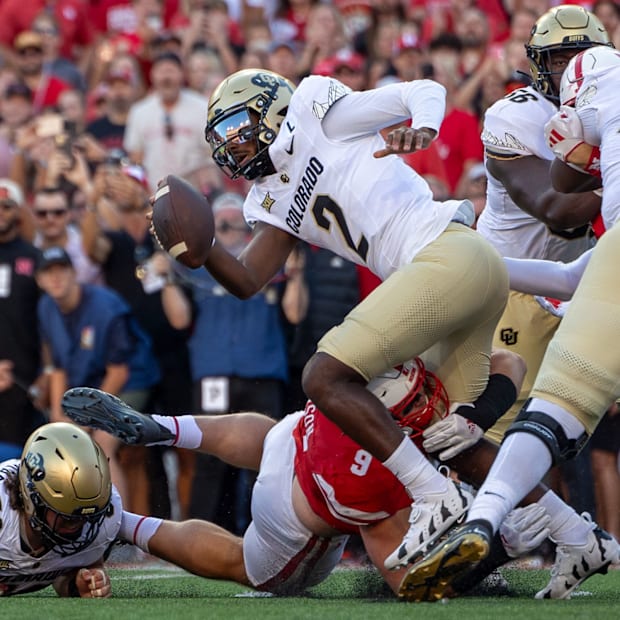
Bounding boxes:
400 46 620 605
191 64 510 571
0 423 120 597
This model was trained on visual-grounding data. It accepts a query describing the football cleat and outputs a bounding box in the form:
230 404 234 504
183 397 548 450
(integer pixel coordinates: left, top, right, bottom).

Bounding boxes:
398 519 493 602
535 513 620 599
62 387 175 446
384 480 473 570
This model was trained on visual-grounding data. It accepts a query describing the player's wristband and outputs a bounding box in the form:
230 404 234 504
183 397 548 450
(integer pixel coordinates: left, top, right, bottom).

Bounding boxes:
454 374 517 431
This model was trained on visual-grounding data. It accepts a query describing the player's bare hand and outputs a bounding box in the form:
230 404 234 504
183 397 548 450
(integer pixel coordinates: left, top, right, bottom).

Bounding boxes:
76 567 111 598
374 127 436 158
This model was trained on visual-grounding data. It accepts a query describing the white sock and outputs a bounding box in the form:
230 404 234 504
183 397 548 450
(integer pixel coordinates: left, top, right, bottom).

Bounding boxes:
151 415 202 449
468 432 552 532
382 436 449 502
120 511 163 552
528 398 586 439
538 490 592 546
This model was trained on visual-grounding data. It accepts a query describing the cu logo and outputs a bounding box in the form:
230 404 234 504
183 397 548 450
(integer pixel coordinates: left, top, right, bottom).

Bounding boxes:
500 328 519 346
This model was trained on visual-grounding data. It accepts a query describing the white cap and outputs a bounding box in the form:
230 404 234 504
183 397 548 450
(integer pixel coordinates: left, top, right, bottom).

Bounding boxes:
0 179 24 206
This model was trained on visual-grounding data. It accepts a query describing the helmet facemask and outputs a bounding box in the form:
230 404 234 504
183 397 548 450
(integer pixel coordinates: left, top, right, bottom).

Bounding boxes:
205 70 295 180
368 358 449 449
526 6 611 103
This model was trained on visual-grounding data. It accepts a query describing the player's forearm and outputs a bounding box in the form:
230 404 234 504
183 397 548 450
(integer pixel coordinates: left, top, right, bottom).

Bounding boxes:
323 80 445 140
503 251 591 300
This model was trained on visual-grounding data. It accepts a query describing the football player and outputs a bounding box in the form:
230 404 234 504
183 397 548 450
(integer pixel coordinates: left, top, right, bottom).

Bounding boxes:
477 4 610 444
0 423 121 597
400 46 620 603
63 351 536 596
184 63 509 571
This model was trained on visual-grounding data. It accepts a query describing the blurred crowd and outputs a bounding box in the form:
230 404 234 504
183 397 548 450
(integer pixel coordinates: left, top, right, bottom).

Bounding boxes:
0 0 619 545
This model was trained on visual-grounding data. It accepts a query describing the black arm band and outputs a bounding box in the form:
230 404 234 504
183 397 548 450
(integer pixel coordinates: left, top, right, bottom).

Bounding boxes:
67 575 80 598
454 374 517 431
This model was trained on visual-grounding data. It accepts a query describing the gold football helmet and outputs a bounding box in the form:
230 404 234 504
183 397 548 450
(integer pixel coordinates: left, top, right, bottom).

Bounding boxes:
526 5 611 102
205 69 295 180
19 422 112 556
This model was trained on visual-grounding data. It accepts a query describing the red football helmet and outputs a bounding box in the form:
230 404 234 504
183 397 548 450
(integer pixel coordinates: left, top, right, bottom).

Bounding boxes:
367 358 449 446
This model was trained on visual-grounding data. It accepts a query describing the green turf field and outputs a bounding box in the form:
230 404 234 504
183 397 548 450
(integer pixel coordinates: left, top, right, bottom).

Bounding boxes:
7 564 619 620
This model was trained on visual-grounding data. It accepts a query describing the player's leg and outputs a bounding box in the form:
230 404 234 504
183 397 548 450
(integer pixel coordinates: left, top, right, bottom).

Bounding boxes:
61 388 275 470
404 224 620 601
120 510 250 585
305 224 508 565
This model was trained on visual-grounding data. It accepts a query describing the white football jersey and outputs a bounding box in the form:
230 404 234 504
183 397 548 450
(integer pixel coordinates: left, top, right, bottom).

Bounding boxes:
244 76 465 280
573 65 620 229
478 86 591 261
0 460 122 596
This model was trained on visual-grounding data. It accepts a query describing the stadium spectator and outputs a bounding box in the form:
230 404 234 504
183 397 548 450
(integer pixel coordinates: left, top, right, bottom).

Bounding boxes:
36 245 160 503
11 31 71 113
0 0 94 64
0 422 120 597
30 186 101 285
86 66 141 154
0 179 44 461
32 11 87 94
0 83 34 179
184 46 227 98
295 3 349 77
123 51 211 192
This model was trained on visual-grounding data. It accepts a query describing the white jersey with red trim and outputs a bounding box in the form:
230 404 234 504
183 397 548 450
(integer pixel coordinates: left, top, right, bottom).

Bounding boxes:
243 75 467 281
478 86 591 261
573 64 620 229
293 402 410 534
0 460 121 596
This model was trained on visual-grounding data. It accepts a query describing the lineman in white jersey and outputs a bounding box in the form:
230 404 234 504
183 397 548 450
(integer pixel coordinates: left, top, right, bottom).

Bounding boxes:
0 423 121 597
202 68 508 569
477 6 610 445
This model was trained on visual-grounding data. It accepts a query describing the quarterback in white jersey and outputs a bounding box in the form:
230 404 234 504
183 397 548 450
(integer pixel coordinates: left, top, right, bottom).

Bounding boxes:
203 68 508 569
0 424 121 597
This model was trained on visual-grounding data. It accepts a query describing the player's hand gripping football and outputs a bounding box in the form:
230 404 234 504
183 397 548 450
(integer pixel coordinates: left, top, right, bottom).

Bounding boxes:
422 412 483 461
544 105 601 177
374 126 436 158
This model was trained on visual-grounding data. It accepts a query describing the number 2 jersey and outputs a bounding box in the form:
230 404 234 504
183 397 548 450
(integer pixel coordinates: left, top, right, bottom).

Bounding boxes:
243 76 466 281
293 402 410 534
0 460 122 596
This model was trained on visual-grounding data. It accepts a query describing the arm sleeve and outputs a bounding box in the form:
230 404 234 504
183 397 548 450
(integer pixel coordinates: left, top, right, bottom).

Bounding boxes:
322 80 447 141
503 249 592 300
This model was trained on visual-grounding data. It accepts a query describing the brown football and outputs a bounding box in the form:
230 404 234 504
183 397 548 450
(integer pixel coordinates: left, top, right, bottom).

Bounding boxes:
151 175 215 268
